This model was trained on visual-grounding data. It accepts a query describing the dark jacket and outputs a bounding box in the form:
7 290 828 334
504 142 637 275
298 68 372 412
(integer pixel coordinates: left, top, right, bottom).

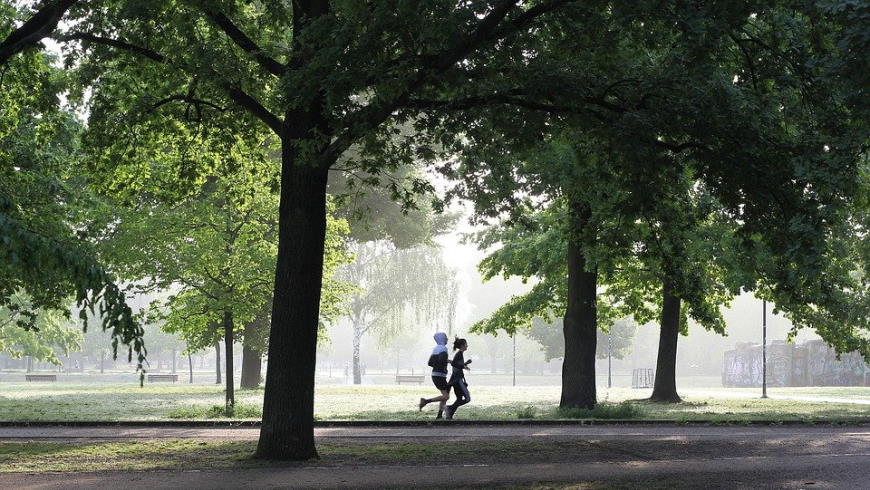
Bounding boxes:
428 351 449 377
449 351 467 385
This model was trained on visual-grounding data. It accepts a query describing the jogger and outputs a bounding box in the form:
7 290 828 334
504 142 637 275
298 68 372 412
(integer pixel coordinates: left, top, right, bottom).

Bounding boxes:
445 337 471 419
419 332 451 418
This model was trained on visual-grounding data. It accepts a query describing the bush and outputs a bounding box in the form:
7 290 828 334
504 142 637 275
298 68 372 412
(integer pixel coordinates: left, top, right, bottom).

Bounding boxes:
168 403 262 419
516 406 537 419
556 401 645 419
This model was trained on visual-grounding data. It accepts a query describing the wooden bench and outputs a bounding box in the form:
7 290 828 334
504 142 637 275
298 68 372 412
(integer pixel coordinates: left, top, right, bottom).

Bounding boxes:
395 375 425 385
147 374 178 383
25 374 57 382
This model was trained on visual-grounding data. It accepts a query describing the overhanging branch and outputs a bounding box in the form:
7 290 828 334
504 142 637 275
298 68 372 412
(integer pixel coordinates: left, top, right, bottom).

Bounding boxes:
0 0 79 65
54 31 283 135
200 7 286 77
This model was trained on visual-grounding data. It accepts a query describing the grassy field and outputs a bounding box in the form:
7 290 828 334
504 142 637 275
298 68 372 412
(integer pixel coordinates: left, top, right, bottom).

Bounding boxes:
0 383 867 422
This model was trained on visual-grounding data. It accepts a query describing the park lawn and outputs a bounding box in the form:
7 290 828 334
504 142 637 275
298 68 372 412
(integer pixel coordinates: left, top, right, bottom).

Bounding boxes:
0 439 617 473
0 383 867 422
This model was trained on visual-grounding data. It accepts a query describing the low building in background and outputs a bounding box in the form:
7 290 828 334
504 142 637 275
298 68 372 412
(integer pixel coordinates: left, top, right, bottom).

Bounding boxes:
723 340 869 387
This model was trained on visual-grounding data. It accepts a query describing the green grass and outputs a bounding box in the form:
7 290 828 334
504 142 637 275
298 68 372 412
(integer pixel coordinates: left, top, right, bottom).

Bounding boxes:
0 439 601 473
0 383 867 422
557 401 646 419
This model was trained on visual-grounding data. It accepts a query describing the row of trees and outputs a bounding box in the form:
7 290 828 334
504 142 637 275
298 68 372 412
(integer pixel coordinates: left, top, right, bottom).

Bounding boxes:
2 0 867 460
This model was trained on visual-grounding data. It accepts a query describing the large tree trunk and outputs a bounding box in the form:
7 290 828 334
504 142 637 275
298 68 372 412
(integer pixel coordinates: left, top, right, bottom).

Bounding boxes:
650 281 682 403
352 323 363 385
223 310 235 416
256 160 330 460
214 342 222 385
240 343 263 389
560 205 598 410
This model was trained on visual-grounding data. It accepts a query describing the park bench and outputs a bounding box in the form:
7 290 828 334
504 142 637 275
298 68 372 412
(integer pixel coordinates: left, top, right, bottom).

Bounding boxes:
147 374 179 383
25 374 57 382
395 375 425 385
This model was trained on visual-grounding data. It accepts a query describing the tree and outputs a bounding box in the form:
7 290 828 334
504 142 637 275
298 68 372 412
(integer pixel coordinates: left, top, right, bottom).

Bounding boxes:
340 242 456 384
0 22 144 371
38 0 584 460
527 317 636 363
98 167 351 414
436 3 869 409
0 294 81 367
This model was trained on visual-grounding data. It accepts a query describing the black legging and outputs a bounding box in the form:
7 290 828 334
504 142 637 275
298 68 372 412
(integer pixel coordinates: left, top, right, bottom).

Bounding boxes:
449 379 470 414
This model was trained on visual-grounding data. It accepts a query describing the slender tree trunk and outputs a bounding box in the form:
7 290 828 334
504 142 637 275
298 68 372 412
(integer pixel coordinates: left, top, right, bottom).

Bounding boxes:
241 344 263 389
188 352 193 384
560 204 598 410
171 349 177 374
256 161 330 461
99 351 105 374
352 323 363 385
223 310 235 416
214 342 222 385
650 281 683 403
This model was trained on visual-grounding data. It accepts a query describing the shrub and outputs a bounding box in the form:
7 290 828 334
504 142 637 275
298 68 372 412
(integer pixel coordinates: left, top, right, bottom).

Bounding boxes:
168 403 262 419
556 401 645 419
516 406 537 419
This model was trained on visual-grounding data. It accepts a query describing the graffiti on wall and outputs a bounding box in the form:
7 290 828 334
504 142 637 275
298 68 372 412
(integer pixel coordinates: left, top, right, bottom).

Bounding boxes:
723 340 869 387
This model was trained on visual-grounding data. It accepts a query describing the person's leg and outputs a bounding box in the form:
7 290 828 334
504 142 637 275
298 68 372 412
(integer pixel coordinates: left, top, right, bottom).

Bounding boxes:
446 381 470 419
436 389 449 418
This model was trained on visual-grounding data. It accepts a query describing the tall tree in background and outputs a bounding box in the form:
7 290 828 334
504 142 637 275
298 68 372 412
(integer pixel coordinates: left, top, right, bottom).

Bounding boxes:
0 294 82 368
340 242 456 384
98 166 351 414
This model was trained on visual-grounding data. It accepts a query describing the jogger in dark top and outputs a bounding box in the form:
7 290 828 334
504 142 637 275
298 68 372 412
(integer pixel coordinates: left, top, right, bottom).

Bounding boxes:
445 337 471 420
419 332 451 418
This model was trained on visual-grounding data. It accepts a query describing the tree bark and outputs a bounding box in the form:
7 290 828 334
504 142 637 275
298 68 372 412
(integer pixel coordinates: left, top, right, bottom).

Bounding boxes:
352 323 363 385
240 343 263 389
650 281 683 403
214 342 222 385
560 204 598 410
188 352 194 384
223 310 235 416
256 160 330 460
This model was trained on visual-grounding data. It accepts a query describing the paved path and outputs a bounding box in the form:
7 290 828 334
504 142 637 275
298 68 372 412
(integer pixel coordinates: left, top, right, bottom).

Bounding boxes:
0 424 868 441
3 425 869 488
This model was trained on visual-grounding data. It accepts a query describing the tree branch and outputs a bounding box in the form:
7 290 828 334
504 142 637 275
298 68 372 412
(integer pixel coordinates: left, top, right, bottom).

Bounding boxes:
319 0 574 167
0 0 79 65
151 94 226 113
200 7 286 77
53 32 167 63
54 32 283 134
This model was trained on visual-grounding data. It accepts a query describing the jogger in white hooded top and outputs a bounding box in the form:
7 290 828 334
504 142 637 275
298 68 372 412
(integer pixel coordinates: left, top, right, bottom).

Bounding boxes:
419 332 451 419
